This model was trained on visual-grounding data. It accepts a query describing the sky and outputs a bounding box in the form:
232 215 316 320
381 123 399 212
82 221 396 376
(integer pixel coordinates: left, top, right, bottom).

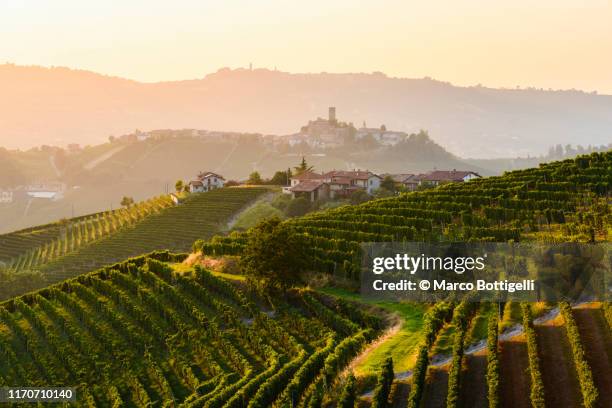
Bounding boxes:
2 0 612 93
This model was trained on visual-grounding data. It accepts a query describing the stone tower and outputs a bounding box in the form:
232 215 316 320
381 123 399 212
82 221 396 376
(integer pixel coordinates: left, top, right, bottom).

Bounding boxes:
328 107 336 123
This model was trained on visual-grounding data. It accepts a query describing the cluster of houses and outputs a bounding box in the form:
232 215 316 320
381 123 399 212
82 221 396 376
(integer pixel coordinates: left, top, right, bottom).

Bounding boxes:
283 169 480 201
183 167 480 202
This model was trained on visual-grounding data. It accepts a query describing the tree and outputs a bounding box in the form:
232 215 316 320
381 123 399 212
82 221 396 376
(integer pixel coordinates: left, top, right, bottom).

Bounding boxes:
269 169 292 186
120 196 135 208
338 372 357 408
225 180 240 187
350 190 371 205
293 157 314 176
374 187 394 199
248 171 263 185
240 218 306 288
286 197 311 217
175 180 184 193
380 175 396 193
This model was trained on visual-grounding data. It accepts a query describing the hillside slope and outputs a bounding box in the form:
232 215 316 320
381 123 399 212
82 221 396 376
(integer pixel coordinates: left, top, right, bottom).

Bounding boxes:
2 64 612 157
0 253 382 407
0 187 267 300
201 151 611 276
0 153 609 407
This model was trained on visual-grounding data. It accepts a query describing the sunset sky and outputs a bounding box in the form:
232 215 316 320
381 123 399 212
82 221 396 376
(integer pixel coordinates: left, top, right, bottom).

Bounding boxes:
2 0 612 93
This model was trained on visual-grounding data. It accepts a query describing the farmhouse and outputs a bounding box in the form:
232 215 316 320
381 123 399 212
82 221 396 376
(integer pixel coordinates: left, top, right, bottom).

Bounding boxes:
189 171 225 193
286 169 381 201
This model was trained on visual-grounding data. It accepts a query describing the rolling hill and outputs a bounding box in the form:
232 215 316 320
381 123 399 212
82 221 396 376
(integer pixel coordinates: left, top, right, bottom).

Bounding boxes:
2 64 612 158
0 152 609 407
0 187 268 300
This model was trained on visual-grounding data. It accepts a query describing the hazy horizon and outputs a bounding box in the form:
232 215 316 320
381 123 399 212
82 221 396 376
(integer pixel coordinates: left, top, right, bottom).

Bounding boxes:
3 62 612 97
2 0 612 93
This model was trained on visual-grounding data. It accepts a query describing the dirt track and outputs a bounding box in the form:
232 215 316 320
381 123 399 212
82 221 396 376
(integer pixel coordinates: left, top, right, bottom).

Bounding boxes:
499 336 530 408
572 307 612 408
459 352 488 408
535 319 582 407
421 367 449 408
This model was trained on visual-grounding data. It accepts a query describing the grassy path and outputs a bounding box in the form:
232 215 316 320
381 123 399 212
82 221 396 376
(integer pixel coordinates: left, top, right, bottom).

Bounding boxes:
319 287 426 375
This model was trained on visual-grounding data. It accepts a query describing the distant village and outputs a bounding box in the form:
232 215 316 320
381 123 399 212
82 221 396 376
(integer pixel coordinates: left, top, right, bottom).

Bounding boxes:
105 106 419 150
0 107 481 207
179 107 481 202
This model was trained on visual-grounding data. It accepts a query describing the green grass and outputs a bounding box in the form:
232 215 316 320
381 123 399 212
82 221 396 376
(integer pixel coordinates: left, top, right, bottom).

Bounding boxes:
170 262 246 282
231 201 284 231
319 286 426 374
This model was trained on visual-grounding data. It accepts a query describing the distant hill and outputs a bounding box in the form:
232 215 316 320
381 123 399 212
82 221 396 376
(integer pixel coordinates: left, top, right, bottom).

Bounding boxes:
2 64 611 158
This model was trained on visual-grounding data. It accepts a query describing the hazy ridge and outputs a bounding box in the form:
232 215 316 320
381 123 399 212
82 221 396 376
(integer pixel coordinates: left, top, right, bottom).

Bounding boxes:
2 64 611 158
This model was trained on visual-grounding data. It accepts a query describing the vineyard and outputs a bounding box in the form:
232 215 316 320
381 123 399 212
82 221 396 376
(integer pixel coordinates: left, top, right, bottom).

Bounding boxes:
0 152 610 406
198 152 611 278
193 152 611 407
0 187 268 300
0 252 382 407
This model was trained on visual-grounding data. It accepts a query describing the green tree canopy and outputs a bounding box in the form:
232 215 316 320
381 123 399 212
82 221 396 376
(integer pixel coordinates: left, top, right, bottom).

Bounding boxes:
286 196 312 217
120 196 135 208
350 189 372 205
248 171 263 185
240 217 306 288
175 180 184 193
380 175 396 192
269 169 292 186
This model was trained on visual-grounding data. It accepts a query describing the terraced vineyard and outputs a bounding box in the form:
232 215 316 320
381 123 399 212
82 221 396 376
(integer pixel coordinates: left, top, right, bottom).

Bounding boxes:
0 152 609 407
0 196 174 272
199 152 611 278
194 152 611 406
0 252 382 407
0 187 267 300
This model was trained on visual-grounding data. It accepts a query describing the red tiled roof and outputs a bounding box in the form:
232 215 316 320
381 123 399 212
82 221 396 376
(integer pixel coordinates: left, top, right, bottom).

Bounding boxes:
292 171 324 180
289 180 327 192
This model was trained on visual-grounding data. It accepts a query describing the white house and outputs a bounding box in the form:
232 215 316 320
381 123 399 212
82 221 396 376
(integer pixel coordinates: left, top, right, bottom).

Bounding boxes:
189 172 225 193
323 170 382 195
0 190 13 204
